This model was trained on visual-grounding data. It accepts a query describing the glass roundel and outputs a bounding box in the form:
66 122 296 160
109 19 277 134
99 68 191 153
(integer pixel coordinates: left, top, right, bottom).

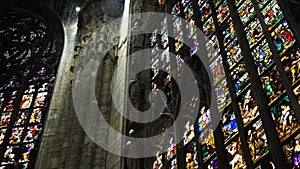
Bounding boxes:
0 6 63 169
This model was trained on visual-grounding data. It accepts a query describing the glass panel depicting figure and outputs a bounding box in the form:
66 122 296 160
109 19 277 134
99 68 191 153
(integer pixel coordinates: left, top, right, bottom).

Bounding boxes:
260 66 284 103
214 79 231 111
210 55 225 85
245 18 264 49
166 137 176 161
270 95 299 140
199 128 216 162
220 18 236 47
222 107 238 142
175 31 184 52
198 106 212 134
184 141 198 169
184 121 195 145
281 48 300 85
206 157 218 169
153 152 163 169
271 20 296 55
186 19 196 39
247 119 269 162
252 39 273 75
226 138 246 169
283 133 300 168
261 0 283 30
0 112 12 128
225 37 242 69
199 0 211 22
190 34 199 56
238 0 255 26
237 88 260 125
173 17 182 37
203 17 215 39
183 3 194 21
2 146 17 165
14 110 29 126
206 35 220 62
216 0 229 24
230 61 249 95
256 0 271 9
171 2 181 19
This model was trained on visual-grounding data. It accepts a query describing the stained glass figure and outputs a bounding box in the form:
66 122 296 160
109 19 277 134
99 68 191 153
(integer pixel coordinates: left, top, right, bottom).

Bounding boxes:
153 151 163 169
225 38 242 69
222 107 238 142
216 0 229 24
245 18 264 49
260 66 284 102
270 95 299 140
283 133 300 168
281 48 300 84
206 35 220 62
238 0 255 25
220 18 235 47
198 107 212 133
210 56 225 84
271 20 296 55
230 62 249 94
251 39 273 75
214 79 231 111
203 17 215 39
247 119 269 162
237 88 260 125
226 139 246 168
199 0 211 22
262 0 283 30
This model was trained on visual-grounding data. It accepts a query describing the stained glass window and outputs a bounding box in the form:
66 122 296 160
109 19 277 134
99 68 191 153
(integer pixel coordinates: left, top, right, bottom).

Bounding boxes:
0 7 62 168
